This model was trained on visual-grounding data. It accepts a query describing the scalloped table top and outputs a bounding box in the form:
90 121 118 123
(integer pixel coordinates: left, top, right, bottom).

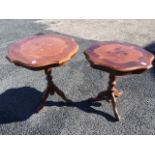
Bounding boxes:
7 35 79 69
84 41 154 75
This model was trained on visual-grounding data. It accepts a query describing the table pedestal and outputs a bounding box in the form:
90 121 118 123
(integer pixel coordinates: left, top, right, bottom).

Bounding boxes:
87 74 122 121
37 67 71 111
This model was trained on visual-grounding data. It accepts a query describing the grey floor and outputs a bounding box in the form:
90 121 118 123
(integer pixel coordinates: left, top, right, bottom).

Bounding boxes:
0 19 155 134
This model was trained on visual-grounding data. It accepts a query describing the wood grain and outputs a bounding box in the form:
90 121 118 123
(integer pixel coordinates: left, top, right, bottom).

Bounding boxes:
7 35 79 70
85 41 154 75
85 41 154 121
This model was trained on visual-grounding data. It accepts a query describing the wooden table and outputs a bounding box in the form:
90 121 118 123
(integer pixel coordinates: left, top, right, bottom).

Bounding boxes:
84 41 154 121
7 34 79 111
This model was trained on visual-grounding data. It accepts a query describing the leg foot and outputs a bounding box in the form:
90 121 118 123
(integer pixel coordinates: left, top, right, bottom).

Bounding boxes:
37 86 50 112
37 68 53 111
37 67 71 111
86 74 122 120
111 93 121 121
109 74 121 121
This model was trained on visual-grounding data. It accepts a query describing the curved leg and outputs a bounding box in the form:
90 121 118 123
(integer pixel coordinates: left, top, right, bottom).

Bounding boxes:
86 91 109 102
37 86 51 112
53 83 72 102
111 92 121 121
37 67 71 112
108 74 121 121
37 68 52 112
86 74 122 120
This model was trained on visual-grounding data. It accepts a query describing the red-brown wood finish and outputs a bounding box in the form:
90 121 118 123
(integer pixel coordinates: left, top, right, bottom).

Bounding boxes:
7 34 79 70
7 35 79 111
37 67 72 112
85 41 154 121
85 41 154 75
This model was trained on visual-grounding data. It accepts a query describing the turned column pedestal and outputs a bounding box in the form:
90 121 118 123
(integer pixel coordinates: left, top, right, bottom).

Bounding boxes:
37 67 71 111
7 34 79 111
85 41 154 121
87 74 122 120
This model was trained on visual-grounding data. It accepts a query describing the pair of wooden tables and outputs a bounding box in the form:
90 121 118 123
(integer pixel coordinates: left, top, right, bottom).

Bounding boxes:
7 35 154 121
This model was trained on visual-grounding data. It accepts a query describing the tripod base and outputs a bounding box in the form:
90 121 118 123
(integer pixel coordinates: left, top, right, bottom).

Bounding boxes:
37 68 71 112
87 74 122 121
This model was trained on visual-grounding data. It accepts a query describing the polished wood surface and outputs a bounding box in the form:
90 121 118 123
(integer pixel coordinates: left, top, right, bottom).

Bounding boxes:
7 35 79 70
85 41 154 121
87 74 122 121
7 34 78 111
37 68 71 112
85 41 154 75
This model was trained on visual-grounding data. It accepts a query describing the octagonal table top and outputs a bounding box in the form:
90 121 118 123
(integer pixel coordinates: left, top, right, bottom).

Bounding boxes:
7 34 79 70
84 41 154 75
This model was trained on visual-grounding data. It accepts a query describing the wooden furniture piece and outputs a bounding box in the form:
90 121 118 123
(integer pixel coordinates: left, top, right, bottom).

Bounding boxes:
84 41 154 121
7 34 79 111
